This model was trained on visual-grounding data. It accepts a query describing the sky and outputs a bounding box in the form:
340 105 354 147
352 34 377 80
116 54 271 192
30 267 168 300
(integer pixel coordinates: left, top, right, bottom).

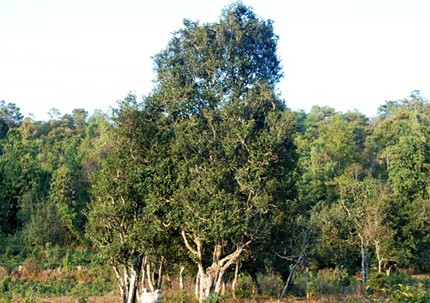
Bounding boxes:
1 0 429 121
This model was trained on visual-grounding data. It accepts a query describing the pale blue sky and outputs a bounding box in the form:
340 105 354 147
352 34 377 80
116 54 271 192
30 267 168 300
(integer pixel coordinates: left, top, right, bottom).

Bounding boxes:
1 0 429 120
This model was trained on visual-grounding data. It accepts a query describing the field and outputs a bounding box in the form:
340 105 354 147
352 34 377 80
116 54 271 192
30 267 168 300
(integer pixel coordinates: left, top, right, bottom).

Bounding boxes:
1 264 429 303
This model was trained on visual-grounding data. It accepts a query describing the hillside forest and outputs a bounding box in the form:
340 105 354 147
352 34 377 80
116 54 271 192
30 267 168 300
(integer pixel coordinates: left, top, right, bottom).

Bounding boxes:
1 3 430 303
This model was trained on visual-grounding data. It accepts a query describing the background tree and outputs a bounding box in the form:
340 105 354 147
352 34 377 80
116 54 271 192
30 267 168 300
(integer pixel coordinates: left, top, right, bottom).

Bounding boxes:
0 100 23 130
371 92 430 269
336 173 392 283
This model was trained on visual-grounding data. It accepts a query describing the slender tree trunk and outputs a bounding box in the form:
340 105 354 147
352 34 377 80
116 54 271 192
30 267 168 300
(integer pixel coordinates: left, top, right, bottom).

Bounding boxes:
220 274 226 295
305 266 311 300
232 262 239 298
126 268 138 303
146 263 155 292
113 266 127 303
214 267 227 294
179 266 185 290
360 235 369 284
386 265 393 276
378 259 384 274
113 263 141 303
156 256 164 289
250 271 261 295
140 256 147 293
374 241 384 274
195 268 201 299
279 256 302 301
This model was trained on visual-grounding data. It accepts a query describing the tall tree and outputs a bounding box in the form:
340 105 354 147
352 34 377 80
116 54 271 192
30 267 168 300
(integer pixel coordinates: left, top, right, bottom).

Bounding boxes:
150 3 297 301
371 92 430 268
0 118 49 235
0 100 23 129
296 112 362 208
86 95 174 303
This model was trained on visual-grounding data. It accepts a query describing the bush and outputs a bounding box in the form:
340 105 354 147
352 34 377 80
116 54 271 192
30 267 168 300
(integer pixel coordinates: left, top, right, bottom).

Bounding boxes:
6 279 113 298
0 233 27 269
309 267 353 296
367 272 419 295
367 272 387 295
366 272 430 302
205 292 224 303
0 275 12 303
383 283 430 303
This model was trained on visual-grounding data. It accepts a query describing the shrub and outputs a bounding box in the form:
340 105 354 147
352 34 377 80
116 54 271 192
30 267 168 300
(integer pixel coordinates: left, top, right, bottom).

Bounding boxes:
383 283 430 303
205 292 224 303
309 267 352 296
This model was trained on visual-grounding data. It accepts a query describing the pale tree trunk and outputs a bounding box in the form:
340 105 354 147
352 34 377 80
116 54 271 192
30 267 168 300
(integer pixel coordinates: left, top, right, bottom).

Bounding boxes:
127 268 138 303
146 263 155 292
386 265 394 276
279 256 302 301
179 266 185 290
374 240 384 274
140 256 147 294
138 256 165 294
220 275 226 295
378 259 384 274
113 259 142 303
113 266 127 303
232 261 240 298
195 267 201 298
181 231 250 303
156 256 165 290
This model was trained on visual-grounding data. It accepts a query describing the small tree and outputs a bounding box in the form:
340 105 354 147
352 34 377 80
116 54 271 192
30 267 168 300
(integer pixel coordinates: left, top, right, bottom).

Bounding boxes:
86 96 174 303
336 172 392 283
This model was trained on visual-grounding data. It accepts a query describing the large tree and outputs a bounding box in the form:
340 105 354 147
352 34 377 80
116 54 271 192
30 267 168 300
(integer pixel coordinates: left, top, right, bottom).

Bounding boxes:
86 95 174 303
149 3 297 301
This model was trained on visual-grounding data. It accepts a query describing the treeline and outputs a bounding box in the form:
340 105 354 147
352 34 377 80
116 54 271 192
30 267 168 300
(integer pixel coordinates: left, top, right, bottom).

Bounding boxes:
1 2 430 303
0 102 111 248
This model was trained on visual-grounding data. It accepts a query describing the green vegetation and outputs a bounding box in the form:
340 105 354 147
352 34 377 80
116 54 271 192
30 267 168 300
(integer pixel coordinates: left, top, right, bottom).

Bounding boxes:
1 2 430 303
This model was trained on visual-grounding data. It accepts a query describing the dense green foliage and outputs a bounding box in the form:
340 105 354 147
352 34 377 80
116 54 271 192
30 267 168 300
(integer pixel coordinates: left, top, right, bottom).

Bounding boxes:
1 3 430 302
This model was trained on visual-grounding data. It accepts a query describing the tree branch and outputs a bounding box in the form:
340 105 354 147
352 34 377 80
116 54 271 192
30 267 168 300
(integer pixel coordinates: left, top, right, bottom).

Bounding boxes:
181 230 199 256
219 240 251 268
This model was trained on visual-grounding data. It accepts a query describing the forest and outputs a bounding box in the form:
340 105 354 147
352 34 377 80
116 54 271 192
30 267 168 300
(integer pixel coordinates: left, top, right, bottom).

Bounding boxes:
1 2 430 303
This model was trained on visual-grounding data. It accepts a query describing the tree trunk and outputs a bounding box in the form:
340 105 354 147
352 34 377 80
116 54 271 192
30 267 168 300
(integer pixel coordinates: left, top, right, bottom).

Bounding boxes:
140 256 147 294
360 235 369 284
374 240 384 274
195 268 201 299
113 266 127 303
232 262 239 298
250 271 261 295
179 266 185 290
181 230 249 303
126 268 138 303
220 274 226 295
305 266 311 300
156 256 164 290
146 263 155 292
200 267 217 301
279 256 302 301
113 262 141 303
